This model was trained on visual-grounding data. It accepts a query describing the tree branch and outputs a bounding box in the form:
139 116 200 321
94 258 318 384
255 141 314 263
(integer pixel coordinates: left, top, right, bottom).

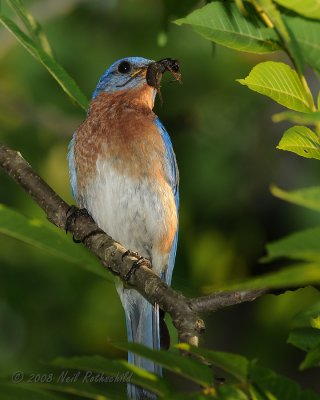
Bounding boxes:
189 289 269 314
0 143 271 346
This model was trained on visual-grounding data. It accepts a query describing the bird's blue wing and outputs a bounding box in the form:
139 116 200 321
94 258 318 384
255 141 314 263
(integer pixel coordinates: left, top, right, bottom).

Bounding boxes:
67 132 78 199
155 118 179 286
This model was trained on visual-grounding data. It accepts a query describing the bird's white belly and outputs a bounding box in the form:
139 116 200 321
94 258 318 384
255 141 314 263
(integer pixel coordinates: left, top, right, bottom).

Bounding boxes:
80 158 173 275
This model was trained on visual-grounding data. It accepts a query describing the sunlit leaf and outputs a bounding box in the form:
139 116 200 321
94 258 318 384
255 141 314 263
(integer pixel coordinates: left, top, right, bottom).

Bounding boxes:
175 2 280 54
274 0 320 20
0 15 88 110
270 185 320 212
114 342 213 387
238 62 314 112
277 126 320 160
0 204 109 279
272 111 320 126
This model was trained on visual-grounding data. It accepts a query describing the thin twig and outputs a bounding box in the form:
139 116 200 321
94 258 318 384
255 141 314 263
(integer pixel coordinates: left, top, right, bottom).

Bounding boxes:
189 289 269 314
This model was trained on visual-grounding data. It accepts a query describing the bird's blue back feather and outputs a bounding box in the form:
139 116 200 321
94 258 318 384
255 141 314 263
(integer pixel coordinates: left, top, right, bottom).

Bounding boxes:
68 133 77 199
155 117 179 285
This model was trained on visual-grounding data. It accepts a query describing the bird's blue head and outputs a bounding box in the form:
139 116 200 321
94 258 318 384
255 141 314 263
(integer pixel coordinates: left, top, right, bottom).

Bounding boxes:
92 57 153 100
92 57 181 100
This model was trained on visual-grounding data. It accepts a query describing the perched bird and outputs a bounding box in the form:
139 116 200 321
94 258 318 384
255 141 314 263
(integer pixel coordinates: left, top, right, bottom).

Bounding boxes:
68 57 180 399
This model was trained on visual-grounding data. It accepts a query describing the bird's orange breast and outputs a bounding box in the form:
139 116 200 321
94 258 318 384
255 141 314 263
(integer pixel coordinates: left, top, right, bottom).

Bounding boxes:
74 85 166 193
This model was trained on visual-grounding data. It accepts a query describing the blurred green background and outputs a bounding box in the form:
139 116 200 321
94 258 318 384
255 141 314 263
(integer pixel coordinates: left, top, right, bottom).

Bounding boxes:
1 0 320 394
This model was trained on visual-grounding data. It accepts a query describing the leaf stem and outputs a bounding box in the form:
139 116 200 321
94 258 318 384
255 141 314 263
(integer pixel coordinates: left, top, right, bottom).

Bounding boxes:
250 0 315 112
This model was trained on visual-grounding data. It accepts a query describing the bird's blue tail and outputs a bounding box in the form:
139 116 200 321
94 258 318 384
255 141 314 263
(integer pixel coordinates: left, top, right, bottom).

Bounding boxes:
119 289 161 399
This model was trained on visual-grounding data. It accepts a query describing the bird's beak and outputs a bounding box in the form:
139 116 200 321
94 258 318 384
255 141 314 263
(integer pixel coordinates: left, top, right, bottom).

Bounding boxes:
129 68 148 79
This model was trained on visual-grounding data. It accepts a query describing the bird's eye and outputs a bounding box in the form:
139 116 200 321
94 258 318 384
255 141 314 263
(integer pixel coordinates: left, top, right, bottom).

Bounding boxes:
118 61 132 74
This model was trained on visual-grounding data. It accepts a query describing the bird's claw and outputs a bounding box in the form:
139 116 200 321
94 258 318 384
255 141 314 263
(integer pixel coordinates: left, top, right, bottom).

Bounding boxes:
122 251 151 281
65 206 102 243
65 206 91 232
122 250 140 261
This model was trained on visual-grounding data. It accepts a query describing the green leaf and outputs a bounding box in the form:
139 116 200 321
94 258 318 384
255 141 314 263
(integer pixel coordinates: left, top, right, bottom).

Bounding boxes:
204 263 320 291
284 15 320 74
176 343 248 383
175 1 280 54
114 342 213 387
41 384 112 400
255 0 289 41
301 345 320 370
176 344 320 398
216 385 248 399
270 185 320 212
51 355 170 397
6 0 54 57
237 62 314 112
0 15 88 111
274 0 320 20
0 204 109 279
301 391 320 400
288 301 320 351
249 365 302 400
265 226 320 262
0 383 64 400
288 328 320 352
292 301 320 329
277 125 320 160
250 363 320 399
234 0 248 16
166 392 218 400
272 111 320 126
0 375 119 400
252 1 304 72
288 302 320 371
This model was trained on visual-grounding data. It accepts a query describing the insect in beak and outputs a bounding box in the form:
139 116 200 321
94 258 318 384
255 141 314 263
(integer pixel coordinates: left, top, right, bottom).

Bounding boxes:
146 58 182 103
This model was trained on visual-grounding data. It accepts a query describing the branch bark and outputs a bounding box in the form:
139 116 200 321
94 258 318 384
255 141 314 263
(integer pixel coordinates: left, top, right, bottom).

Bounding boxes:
0 143 271 346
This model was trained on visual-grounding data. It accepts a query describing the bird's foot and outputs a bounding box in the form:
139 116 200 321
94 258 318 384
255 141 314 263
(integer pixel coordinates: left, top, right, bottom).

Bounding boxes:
65 206 103 243
121 250 140 261
122 250 151 281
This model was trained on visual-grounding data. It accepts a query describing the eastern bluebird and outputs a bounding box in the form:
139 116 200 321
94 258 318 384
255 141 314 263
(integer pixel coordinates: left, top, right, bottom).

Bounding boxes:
68 57 179 399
